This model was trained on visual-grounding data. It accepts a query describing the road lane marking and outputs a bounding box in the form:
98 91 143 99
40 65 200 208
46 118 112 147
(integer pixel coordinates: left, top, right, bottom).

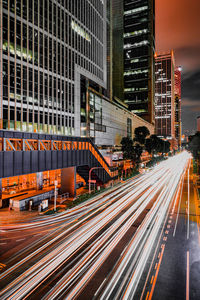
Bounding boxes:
94 278 107 296
154 263 158 270
148 244 165 300
173 174 184 237
16 238 25 242
145 291 149 300
0 263 6 270
187 168 190 240
186 251 189 300
150 276 154 284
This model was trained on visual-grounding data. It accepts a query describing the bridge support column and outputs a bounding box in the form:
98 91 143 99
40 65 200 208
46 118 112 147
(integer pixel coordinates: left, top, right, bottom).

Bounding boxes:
61 167 76 198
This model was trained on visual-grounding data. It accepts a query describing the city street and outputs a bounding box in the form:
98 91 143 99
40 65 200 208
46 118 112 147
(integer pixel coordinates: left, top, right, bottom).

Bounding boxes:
1 152 199 299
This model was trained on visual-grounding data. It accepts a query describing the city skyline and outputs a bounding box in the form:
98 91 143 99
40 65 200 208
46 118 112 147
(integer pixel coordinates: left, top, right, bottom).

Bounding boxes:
0 2 200 300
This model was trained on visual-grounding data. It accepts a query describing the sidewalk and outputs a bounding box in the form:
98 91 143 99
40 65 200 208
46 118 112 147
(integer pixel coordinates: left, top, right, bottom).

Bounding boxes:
0 207 40 225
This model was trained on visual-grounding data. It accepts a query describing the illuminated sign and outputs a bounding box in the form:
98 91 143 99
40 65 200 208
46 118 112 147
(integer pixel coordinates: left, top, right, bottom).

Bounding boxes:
3 41 37 62
71 21 91 42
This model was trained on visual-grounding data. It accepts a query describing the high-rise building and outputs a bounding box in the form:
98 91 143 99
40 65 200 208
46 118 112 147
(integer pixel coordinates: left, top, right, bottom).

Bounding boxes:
112 0 124 101
175 67 182 98
155 51 175 140
0 1 107 137
123 0 155 124
174 67 182 147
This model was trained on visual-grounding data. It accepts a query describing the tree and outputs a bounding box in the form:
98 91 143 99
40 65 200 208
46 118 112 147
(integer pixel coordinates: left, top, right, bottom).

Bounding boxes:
188 132 200 159
133 143 143 162
162 140 171 153
134 126 150 145
145 135 170 155
121 137 134 160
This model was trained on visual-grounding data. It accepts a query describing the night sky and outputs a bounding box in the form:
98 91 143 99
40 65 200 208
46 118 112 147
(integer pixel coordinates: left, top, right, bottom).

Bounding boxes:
156 0 200 135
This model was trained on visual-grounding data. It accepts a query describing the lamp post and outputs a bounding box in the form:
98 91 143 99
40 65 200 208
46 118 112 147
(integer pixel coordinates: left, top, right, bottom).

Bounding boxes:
89 167 103 194
54 180 58 212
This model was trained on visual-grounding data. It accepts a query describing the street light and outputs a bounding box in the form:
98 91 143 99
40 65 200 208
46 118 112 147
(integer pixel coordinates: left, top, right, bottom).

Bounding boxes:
88 167 103 194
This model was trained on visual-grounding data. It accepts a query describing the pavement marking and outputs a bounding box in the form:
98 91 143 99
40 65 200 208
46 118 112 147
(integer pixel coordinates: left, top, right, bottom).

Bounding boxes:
154 263 158 270
158 252 161 259
173 174 184 237
94 278 107 296
16 238 25 242
148 244 165 300
150 275 154 284
186 251 190 300
165 230 169 235
163 236 167 241
0 263 6 270
145 291 150 300
187 168 190 240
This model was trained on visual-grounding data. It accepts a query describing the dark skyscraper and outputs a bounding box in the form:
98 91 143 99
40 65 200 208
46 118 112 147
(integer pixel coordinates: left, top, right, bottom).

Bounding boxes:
123 0 155 124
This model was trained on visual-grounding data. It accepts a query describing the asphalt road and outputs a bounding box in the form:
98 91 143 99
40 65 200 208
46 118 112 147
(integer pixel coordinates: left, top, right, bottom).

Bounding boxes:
0 151 196 300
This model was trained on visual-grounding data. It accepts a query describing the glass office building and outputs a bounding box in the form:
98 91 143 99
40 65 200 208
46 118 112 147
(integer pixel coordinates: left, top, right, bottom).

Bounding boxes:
123 0 155 123
155 51 175 139
0 1 107 136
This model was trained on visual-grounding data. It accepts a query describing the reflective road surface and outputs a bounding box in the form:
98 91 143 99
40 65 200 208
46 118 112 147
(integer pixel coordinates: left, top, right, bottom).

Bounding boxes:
1 151 199 300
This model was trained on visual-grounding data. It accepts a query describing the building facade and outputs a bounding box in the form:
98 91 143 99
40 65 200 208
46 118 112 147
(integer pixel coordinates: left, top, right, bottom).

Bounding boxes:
0 0 107 137
174 67 182 147
123 0 155 124
155 51 175 140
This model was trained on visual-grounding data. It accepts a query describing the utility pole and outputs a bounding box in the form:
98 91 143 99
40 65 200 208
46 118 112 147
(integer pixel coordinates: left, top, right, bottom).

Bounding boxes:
54 180 58 212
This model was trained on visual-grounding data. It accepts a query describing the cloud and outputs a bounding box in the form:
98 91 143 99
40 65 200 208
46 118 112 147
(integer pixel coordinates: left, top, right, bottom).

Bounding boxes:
182 70 200 101
175 46 200 72
182 99 200 107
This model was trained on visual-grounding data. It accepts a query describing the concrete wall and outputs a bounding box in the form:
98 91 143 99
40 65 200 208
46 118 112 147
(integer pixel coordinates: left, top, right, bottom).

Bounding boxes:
95 99 155 147
61 167 76 198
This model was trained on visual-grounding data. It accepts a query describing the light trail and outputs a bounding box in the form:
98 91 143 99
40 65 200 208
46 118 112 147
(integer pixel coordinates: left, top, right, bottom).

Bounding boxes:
0 152 191 300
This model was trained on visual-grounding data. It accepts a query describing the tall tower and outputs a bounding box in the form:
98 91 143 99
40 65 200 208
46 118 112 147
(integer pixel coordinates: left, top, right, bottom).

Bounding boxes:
155 51 175 141
123 0 155 124
175 67 182 148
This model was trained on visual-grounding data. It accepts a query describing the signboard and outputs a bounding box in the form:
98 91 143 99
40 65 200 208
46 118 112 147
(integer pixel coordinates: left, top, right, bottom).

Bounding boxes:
42 199 48 210
88 180 96 183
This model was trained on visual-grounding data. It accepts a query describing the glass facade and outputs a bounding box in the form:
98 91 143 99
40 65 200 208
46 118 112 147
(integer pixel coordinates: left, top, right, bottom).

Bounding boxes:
155 52 175 139
0 1 106 135
123 0 155 123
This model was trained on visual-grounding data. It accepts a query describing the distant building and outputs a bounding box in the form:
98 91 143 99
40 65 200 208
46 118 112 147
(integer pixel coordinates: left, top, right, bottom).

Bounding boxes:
155 51 176 146
174 67 182 148
197 116 200 132
175 67 182 98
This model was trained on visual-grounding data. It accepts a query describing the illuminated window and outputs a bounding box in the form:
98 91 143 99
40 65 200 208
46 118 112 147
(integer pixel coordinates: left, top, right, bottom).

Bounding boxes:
71 21 91 42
